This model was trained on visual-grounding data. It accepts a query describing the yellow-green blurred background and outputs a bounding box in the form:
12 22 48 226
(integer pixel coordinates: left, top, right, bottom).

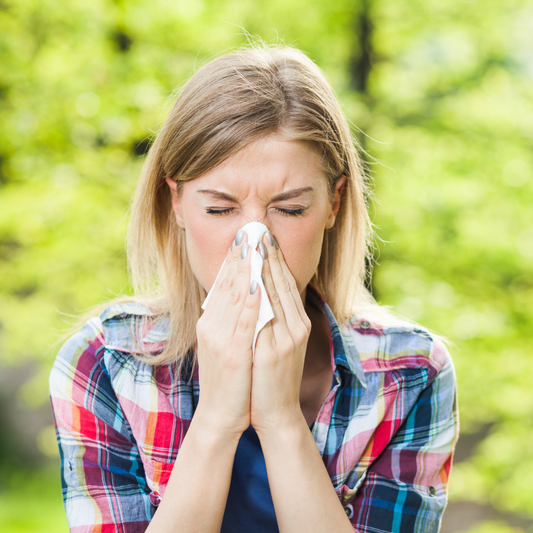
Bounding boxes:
1 0 532 531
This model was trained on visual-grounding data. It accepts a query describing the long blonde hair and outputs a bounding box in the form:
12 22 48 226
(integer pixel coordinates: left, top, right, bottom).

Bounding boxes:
127 43 384 368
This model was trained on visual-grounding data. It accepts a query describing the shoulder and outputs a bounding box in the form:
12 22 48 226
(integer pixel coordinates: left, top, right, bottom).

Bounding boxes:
343 312 453 381
99 301 169 354
50 301 168 388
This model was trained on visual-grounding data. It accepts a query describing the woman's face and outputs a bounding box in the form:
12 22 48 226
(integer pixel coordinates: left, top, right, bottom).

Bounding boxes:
166 135 346 301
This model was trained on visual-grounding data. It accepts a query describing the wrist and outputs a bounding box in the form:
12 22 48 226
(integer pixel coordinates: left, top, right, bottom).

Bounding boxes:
192 403 247 444
254 411 308 444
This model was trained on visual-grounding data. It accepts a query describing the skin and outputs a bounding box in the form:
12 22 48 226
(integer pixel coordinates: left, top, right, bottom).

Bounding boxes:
166 135 343 304
165 135 346 430
152 135 354 533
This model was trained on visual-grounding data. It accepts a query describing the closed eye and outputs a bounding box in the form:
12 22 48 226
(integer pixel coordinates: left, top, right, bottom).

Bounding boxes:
205 208 234 216
276 207 306 217
205 207 307 217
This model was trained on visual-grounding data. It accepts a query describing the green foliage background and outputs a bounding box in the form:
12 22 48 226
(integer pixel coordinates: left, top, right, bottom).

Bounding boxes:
0 0 532 531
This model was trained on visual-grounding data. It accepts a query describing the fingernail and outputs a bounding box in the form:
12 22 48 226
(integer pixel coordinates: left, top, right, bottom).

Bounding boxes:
258 242 267 260
241 242 250 259
250 280 258 294
261 274 265 285
235 229 244 246
265 230 273 246
273 237 279 250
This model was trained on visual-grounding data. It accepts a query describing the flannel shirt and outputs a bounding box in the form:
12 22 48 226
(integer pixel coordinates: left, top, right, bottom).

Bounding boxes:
49 285 459 532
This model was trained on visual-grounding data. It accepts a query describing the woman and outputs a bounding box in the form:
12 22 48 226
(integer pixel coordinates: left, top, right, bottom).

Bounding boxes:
50 44 458 532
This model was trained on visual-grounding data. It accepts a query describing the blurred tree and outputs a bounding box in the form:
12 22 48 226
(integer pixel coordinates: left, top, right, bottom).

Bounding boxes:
0 0 531 531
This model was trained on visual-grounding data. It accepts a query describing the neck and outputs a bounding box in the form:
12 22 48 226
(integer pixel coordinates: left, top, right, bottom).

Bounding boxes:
303 287 332 373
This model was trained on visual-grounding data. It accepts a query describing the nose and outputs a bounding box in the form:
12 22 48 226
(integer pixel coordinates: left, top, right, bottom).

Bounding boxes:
243 211 268 226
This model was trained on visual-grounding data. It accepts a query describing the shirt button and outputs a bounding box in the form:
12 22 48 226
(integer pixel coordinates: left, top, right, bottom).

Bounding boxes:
428 486 437 497
359 320 371 330
344 503 354 518
150 491 162 506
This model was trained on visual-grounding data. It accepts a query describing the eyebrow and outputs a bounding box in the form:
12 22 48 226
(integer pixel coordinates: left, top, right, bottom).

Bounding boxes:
197 187 314 202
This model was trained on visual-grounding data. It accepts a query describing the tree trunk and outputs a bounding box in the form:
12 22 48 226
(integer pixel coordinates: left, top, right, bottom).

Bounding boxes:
349 0 373 95
349 0 377 297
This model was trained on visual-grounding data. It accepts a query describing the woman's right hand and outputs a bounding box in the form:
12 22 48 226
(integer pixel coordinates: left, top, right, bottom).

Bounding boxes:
194 229 261 438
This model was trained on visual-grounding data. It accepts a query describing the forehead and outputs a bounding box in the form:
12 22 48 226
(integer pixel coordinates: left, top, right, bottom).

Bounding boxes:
189 137 327 196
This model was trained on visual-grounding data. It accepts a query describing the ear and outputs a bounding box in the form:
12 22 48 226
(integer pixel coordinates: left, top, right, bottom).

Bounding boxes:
165 177 186 229
325 175 347 230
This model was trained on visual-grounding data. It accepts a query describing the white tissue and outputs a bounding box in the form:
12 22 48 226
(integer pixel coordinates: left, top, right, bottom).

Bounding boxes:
201 221 275 355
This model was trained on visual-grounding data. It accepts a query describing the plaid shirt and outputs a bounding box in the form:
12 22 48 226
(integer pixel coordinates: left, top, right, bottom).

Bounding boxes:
49 286 458 532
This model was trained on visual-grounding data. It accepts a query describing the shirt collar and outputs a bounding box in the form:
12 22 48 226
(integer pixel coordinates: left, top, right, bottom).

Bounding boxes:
306 284 367 388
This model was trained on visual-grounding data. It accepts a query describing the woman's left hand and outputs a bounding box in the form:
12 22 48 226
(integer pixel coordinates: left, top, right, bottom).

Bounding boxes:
250 232 312 435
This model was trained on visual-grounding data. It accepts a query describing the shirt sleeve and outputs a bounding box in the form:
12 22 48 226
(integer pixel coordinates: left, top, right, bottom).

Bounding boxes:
49 317 154 533
347 338 459 533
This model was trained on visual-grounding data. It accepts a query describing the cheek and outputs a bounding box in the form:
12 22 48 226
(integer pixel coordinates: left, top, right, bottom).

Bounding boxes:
183 211 237 291
276 216 325 291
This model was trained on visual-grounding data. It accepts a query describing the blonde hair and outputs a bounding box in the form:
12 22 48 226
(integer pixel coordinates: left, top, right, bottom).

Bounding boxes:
126 43 386 369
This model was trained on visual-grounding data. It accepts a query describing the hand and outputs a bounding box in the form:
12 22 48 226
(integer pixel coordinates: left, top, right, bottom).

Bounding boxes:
250 232 312 435
194 230 261 438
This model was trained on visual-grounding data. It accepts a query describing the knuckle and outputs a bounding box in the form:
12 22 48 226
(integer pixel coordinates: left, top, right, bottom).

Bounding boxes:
228 289 240 306
296 326 310 344
269 290 281 306
219 276 232 291
196 315 206 329
289 278 298 291
280 277 291 292
280 338 295 355
237 317 250 333
196 321 208 340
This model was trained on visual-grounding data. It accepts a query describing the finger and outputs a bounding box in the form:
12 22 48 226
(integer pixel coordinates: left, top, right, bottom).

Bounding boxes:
233 280 261 353
202 230 249 324
218 240 257 341
262 233 305 338
260 240 292 344
265 234 310 330
206 233 250 331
